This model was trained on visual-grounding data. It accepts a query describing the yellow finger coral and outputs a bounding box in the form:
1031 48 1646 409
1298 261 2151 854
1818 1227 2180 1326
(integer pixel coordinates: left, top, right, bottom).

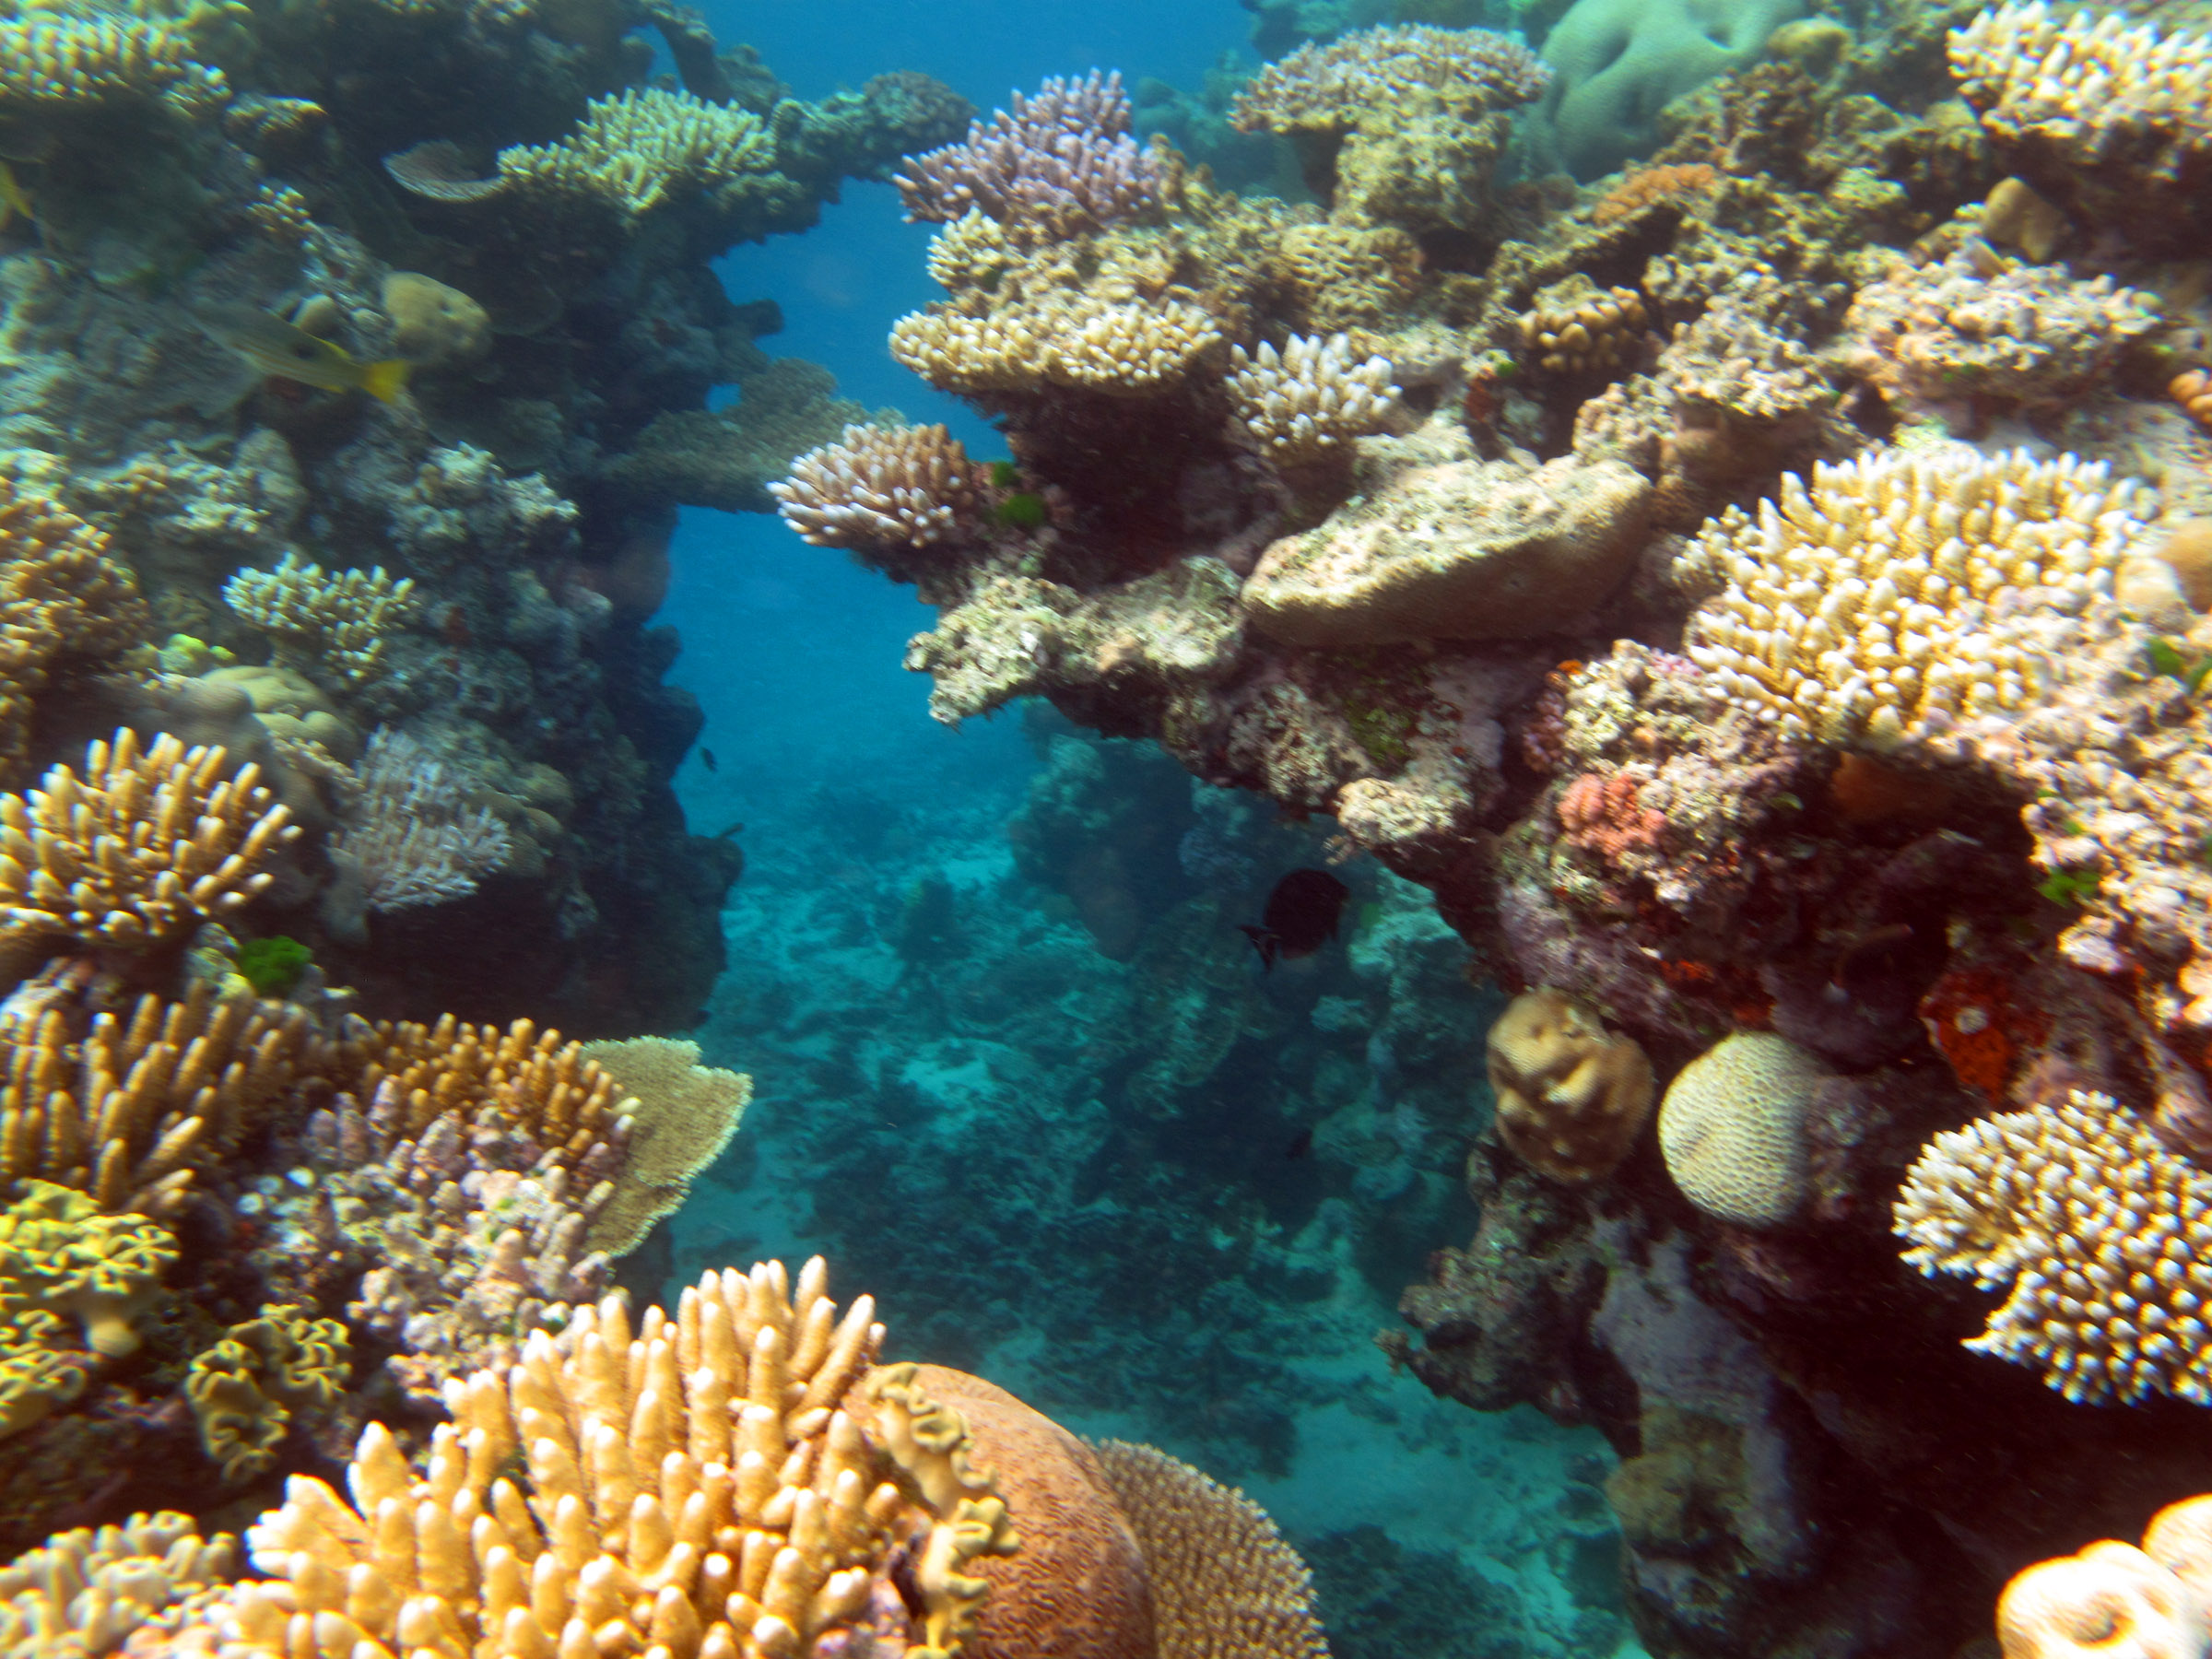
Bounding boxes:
0 729 299 958
184 1305 351 1482
0 1180 176 1358
180 1259 1018 1659
0 980 313 1214
1485 987 1656 1183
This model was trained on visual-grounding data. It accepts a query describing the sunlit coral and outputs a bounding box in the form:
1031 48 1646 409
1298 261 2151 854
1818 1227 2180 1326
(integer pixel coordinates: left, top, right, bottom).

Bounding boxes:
1894 1088 2212 1404
771 423 982 554
1225 334 1400 467
498 88 777 218
0 1512 237 1655
1230 23 1551 132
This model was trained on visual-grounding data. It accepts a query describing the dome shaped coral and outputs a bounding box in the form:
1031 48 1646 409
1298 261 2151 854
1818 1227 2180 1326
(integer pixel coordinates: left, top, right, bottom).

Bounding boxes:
1485 987 1656 1183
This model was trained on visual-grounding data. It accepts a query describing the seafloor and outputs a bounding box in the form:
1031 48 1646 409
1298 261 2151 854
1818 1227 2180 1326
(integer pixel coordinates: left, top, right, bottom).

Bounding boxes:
0 0 2210 1654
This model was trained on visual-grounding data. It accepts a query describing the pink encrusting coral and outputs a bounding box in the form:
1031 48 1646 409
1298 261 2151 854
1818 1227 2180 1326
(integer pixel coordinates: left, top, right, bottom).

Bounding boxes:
895 69 1166 236
1557 770 1668 864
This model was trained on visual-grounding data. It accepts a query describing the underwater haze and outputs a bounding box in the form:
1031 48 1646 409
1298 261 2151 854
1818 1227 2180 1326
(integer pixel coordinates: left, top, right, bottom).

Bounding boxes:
0 0 2210 1653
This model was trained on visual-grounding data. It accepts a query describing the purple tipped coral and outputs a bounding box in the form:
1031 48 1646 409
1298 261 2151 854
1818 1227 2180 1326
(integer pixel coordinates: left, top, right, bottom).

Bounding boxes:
895 69 1165 236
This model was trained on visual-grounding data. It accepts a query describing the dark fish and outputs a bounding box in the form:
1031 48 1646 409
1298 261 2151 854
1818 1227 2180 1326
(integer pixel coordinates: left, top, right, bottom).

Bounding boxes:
1285 1126 1313 1159
700 746 718 772
1241 867 1349 971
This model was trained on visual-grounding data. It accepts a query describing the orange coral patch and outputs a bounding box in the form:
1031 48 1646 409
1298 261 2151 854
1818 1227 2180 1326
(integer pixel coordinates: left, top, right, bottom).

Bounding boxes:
1918 966 2049 1101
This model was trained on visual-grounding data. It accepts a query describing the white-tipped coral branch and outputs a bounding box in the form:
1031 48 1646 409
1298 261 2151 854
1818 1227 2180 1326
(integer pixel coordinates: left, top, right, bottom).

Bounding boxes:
1228 333 1400 467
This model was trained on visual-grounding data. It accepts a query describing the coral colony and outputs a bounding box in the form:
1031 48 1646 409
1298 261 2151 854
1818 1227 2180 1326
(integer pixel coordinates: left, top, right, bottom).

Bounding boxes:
0 0 2209 1650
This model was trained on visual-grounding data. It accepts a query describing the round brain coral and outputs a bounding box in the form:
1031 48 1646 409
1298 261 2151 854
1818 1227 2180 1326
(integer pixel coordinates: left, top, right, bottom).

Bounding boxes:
1486 987 1657 1183
1657 1031 1832 1228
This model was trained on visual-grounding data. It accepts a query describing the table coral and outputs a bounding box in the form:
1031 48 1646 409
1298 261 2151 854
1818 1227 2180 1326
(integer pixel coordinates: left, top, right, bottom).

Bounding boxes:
896 70 1165 241
0 730 299 960
1676 447 2159 749
497 88 777 220
175 1261 1017 1659
1844 250 2162 418
182 1305 350 1482
1949 2 2212 250
1895 1088 2212 1405
577 1035 750 1256
220 552 417 688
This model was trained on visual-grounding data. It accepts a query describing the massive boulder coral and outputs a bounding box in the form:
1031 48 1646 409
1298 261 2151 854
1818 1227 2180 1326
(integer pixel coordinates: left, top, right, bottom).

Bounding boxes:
1485 987 1656 1183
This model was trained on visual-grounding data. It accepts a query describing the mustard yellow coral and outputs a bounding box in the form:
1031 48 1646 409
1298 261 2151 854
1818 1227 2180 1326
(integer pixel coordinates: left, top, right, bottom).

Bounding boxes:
0 1511 238 1655
181 1259 1018 1659
220 552 417 687
184 1305 351 1482
0 1179 176 1359
0 729 299 958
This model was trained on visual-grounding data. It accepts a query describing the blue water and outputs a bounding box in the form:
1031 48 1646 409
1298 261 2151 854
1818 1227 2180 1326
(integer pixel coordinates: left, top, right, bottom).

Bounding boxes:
657 6 1633 1655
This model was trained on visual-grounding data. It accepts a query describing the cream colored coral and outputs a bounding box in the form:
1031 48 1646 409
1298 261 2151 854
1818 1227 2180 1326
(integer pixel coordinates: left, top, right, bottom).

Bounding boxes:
188 1260 1018 1659
0 730 299 957
1658 1032 1830 1228
579 1036 750 1256
1227 334 1399 466
0 15 224 110
0 1512 237 1658
499 88 772 217
771 425 981 553
1486 987 1655 1184
891 292 1222 396
1949 4 2212 163
1088 1441 1329 1659
221 552 416 685
0 981 312 1214
1677 447 2159 749
1996 1497 2212 1659
1230 23 1551 132
1894 1089 2212 1405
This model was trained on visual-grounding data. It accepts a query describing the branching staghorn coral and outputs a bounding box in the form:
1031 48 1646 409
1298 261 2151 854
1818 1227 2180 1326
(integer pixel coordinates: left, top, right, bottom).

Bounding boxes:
1226 333 1399 467
896 70 1164 239
322 729 512 930
0 15 225 112
770 424 982 559
1675 448 2159 749
183 1305 350 1482
1230 24 1552 131
0 978 312 1216
176 1260 1018 1659
0 730 299 961
497 87 777 219
1895 1088 2212 1405
220 553 417 687
0 1512 237 1655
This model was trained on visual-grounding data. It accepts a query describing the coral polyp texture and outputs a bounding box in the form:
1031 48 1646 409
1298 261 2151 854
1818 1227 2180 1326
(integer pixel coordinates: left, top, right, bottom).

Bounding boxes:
0 730 298 959
771 424 982 559
1226 335 1400 467
1995 1496 2212 1659
0 16 225 111
1894 1089 2212 1405
896 70 1165 238
324 728 513 924
1229 24 1552 131
1676 449 2156 749
180 1261 1018 1659
183 1304 351 1481
0 475 147 776
1657 1031 1832 1230
1948 3 2212 245
220 553 417 687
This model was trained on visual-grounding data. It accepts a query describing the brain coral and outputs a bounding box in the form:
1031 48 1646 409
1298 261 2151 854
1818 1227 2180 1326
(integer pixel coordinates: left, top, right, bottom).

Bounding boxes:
1677 448 2159 749
1894 1088 2212 1405
1485 987 1657 1184
1657 1031 1831 1228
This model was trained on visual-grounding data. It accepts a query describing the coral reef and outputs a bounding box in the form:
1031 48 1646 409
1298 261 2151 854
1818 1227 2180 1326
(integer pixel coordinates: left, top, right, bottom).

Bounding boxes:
1485 987 1656 1183
1996 1495 2212 1659
1657 1031 1832 1228
0 1512 236 1654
